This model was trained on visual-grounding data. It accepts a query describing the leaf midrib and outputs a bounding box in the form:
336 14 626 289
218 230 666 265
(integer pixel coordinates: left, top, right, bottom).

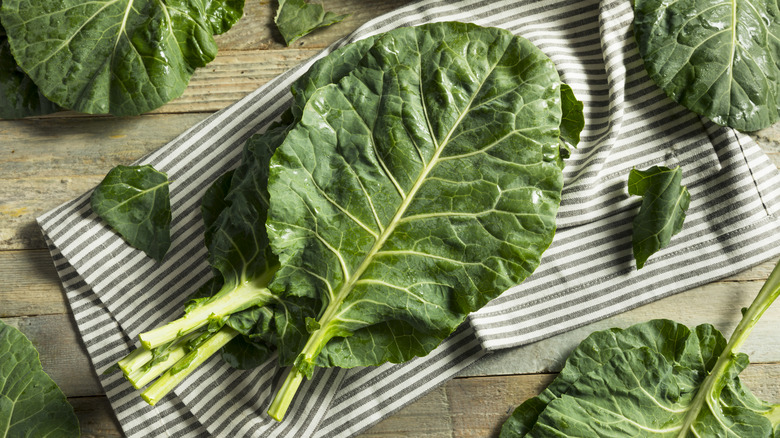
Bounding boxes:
299 38 512 362
98 179 168 215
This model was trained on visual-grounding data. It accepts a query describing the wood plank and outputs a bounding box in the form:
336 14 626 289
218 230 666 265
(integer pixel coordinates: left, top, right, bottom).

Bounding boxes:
70 396 123 438
0 113 208 250
212 0 415 52
463 278 780 377
0 249 67 317
65 364 780 438
3 314 102 397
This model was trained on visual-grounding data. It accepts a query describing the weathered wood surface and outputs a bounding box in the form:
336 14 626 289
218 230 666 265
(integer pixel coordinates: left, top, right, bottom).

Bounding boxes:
1 0 779 436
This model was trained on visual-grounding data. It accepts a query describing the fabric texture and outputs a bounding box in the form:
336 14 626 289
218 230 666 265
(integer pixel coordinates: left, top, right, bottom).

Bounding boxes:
37 0 780 436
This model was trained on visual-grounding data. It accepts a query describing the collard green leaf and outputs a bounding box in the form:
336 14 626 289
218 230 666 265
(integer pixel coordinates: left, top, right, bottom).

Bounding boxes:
628 166 690 269
138 125 289 351
0 319 80 438
0 0 243 116
500 320 780 437
633 0 780 131
0 10 58 119
267 21 564 384
220 335 272 370
201 169 235 250
558 83 584 160
274 0 348 46
91 164 172 262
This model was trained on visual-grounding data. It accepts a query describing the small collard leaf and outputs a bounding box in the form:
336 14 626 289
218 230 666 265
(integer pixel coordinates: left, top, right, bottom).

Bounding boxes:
0 319 80 437
0 18 58 119
633 0 780 131
0 0 244 116
274 0 348 46
91 164 172 262
558 83 584 153
628 165 690 269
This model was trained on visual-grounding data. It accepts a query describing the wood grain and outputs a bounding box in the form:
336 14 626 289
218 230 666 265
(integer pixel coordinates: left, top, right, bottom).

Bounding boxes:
0 114 208 250
66 364 780 438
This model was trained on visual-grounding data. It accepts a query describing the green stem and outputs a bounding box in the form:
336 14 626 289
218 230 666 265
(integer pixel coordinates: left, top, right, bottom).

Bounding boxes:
267 367 305 421
675 259 780 437
125 342 191 389
118 345 153 375
139 283 271 350
141 327 239 406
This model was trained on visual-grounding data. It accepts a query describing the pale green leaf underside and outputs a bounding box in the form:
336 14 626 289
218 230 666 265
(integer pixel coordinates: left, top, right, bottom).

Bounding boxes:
0 320 80 438
500 320 780 437
0 0 243 115
267 22 565 371
634 0 780 131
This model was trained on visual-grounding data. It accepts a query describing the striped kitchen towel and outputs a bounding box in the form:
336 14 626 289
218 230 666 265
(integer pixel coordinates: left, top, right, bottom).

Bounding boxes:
38 0 780 436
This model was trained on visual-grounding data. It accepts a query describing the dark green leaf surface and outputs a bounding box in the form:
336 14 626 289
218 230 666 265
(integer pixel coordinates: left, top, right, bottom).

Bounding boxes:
628 166 690 269
558 83 584 160
0 319 80 438
220 335 272 370
267 22 565 375
0 8 57 119
274 0 348 46
91 165 171 262
0 0 243 116
500 320 780 437
634 0 780 131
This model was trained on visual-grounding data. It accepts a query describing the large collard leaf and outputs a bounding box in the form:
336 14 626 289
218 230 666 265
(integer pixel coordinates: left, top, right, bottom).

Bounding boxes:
0 3 58 119
274 0 348 46
267 21 564 403
628 166 690 269
0 0 243 116
633 0 780 131
500 320 780 437
91 164 172 262
0 319 80 437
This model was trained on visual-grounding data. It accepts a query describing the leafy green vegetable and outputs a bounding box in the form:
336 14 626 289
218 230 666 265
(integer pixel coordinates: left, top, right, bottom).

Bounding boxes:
137 127 284 347
633 0 780 131
0 0 243 116
274 0 348 46
628 166 690 269
0 2 57 119
91 164 172 262
114 22 582 419
0 319 80 437
265 22 567 420
111 32 388 404
500 260 780 437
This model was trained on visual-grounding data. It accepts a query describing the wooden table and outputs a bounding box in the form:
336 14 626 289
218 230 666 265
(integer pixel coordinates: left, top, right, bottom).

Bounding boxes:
1 2 779 436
